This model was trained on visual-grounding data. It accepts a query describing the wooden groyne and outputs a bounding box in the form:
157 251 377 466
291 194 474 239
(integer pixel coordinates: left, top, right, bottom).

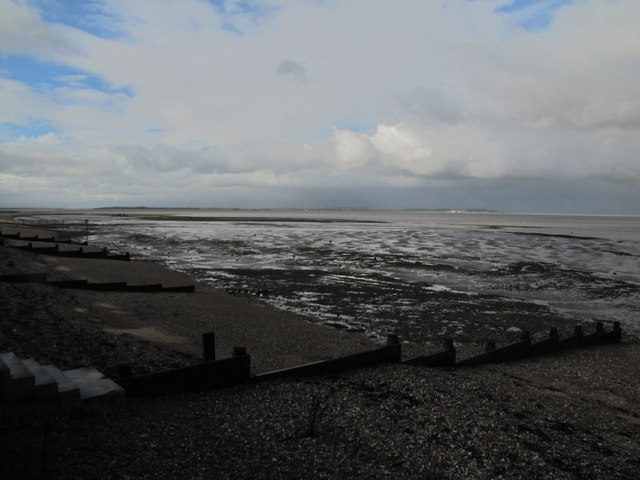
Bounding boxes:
0 228 131 261
111 322 623 397
0 240 130 261
0 231 86 245
456 322 621 366
0 273 195 293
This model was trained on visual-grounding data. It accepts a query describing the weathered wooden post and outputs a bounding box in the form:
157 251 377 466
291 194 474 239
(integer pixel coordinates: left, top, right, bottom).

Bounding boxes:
441 338 456 365
116 363 133 378
612 321 622 342
202 332 216 362
233 346 247 357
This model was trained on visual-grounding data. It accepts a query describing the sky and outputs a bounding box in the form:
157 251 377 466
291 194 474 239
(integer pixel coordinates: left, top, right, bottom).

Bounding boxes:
1 0 639 213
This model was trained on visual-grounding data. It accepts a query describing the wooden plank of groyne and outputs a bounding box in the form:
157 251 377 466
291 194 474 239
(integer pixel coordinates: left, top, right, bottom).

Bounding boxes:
53 248 85 257
404 339 456 367
20 235 56 242
457 333 532 366
127 284 163 292
527 327 560 357
162 285 195 292
118 354 251 396
85 282 128 291
581 322 622 346
557 326 585 350
30 246 60 254
0 273 48 283
104 253 131 261
254 342 402 382
48 279 90 289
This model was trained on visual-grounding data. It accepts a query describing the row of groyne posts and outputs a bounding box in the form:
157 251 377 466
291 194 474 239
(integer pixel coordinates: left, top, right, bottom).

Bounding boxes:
0 230 196 292
0 272 195 293
117 322 622 397
0 230 130 261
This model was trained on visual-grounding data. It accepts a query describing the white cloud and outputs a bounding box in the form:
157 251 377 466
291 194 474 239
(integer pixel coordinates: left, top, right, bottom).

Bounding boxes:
331 128 374 171
0 0 76 58
1 0 639 211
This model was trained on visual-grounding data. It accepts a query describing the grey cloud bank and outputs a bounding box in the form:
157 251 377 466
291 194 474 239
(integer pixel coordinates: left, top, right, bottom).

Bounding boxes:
0 0 639 213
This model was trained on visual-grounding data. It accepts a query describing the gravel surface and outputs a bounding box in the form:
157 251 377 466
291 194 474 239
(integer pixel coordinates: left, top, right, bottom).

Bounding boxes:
1 225 639 479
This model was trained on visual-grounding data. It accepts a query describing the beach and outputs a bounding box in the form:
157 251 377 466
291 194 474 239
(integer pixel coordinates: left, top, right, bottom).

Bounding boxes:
1 220 639 479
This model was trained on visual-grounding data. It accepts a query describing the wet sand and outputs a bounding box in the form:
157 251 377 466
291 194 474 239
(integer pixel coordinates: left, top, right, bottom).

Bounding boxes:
1 222 639 479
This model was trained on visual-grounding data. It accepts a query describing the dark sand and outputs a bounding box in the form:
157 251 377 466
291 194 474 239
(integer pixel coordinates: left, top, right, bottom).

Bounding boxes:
1 222 639 479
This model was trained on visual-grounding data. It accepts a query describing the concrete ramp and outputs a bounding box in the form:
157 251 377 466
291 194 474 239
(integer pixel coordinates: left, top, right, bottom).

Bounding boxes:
0 352 123 406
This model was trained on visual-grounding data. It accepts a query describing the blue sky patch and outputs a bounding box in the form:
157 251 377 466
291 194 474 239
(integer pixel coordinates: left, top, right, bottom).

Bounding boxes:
0 121 61 142
31 0 126 40
495 0 573 31
1 54 134 98
206 0 279 34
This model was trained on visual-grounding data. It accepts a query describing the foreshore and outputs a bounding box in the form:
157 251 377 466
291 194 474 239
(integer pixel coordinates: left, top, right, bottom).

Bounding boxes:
1 222 639 479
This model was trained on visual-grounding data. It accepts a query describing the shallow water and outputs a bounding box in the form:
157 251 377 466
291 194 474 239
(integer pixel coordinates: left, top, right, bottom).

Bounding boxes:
37 210 640 344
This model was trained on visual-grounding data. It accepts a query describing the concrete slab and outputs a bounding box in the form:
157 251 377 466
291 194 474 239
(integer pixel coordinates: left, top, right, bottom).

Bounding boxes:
22 358 59 399
64 367 124 401
41 365 81 403
0 352 35 401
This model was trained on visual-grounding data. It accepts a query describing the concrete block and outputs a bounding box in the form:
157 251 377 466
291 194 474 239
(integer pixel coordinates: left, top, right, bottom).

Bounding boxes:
22 358 58 400
0 352 35 402
41 365 81 404
64 367 124 401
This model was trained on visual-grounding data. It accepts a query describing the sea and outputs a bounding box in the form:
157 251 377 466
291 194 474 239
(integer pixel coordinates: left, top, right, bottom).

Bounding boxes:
29 209 640 346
